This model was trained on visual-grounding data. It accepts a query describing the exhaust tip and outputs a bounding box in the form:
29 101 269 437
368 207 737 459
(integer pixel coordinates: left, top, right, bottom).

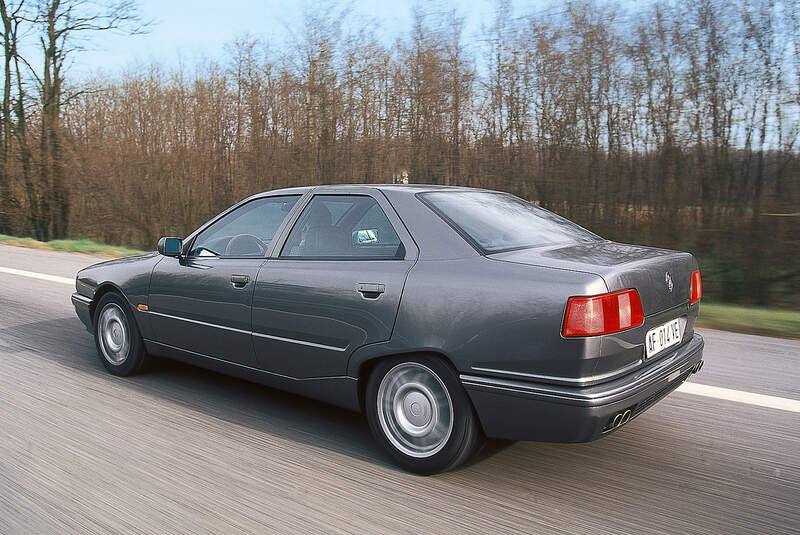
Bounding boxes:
620 409 632 425
612 413 623 428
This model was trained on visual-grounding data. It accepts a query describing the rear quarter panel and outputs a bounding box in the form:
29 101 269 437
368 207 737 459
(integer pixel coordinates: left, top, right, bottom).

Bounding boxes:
348 256 609 381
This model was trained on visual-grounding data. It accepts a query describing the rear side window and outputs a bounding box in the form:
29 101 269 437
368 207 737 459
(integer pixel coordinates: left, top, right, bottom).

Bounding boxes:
420 191 600 254
280 195 404 259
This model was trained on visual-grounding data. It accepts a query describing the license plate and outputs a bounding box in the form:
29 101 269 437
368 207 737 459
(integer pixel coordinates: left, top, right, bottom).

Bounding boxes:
645 318 683 359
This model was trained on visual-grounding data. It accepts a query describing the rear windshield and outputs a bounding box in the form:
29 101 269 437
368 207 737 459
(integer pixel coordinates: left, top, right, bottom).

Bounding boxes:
420 191 601 253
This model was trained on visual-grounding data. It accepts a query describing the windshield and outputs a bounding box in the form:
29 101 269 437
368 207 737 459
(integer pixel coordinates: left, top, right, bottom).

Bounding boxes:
420 191 601 253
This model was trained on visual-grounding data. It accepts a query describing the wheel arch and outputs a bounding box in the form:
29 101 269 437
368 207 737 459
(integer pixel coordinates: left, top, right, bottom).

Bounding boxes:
89 282 130 323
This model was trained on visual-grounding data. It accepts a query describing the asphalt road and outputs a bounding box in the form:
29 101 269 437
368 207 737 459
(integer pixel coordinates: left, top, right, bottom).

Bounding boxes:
1 244 798 534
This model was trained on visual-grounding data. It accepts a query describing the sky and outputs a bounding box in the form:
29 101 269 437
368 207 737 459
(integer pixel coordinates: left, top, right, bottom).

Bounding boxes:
61 0 547 78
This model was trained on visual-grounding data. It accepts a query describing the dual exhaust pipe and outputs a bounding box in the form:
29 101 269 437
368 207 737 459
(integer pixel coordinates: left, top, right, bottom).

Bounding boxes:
610 409 632 429
607 359 704 432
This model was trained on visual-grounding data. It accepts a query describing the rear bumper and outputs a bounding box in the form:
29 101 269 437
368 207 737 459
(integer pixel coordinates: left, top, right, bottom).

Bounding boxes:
71 292 93 332
462 333 704 442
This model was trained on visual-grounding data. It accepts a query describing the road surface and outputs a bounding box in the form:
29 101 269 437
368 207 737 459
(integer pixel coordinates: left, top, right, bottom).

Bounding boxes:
1 244 798 534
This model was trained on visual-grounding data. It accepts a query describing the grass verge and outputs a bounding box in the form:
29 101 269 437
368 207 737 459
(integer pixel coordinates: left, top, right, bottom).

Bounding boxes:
0 234 146 258
697 302 800 339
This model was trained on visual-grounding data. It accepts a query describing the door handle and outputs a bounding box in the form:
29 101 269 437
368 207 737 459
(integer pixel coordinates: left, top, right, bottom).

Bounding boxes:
230 274 250 288
357 283 385 299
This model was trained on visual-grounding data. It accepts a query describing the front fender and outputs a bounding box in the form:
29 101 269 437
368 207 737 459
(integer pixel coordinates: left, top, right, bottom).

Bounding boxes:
76 252 163 339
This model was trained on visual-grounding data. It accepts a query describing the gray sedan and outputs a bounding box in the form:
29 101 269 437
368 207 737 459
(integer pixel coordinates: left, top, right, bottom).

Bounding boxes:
72 185 705 474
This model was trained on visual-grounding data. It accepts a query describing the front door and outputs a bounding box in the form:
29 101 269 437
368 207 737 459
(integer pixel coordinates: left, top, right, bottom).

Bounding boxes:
148 194 302 367
252 190 418 378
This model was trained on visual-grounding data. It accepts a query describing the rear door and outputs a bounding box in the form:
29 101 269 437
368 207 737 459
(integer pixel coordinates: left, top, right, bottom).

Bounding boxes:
252 189 418 378
148 194 302 367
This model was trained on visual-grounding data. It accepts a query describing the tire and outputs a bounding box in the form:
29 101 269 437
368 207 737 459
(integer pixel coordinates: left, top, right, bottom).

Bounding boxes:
365 355 485 475
93 291 149 376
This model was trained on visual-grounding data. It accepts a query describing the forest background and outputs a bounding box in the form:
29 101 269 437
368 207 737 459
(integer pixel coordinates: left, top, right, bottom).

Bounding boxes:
0 0 798 308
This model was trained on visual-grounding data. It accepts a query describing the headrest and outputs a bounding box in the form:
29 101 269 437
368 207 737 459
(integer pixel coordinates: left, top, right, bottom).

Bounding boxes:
306 203 332 229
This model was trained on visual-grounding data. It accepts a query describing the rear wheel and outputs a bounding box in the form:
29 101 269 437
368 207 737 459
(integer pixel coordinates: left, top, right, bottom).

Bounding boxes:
366 356 484 475
93 292 149 376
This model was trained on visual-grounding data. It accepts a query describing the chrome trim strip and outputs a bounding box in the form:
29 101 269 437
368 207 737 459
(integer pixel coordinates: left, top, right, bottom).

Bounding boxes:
144 310 251 335
252 331 348 352
144 310 347 352
471 358 643 386
460 379 589 402
71 292 92 304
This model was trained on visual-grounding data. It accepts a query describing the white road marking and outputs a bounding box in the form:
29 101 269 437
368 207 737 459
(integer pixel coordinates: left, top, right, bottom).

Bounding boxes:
0 266 74 286
2 264 799 413
678 381 800 413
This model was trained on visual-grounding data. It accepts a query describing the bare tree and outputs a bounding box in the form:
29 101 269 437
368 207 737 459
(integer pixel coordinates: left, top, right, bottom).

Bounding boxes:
32 0 146 239
0 0 24 233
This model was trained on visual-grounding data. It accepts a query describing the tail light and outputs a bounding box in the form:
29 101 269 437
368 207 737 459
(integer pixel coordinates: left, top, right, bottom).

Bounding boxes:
562 289 644 337
690 269 702 304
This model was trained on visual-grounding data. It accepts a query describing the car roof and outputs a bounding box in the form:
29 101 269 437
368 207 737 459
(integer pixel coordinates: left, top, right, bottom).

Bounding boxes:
253 184 493 197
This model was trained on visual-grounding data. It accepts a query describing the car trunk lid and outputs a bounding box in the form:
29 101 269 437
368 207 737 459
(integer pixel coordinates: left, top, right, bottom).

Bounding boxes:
488 240 697 316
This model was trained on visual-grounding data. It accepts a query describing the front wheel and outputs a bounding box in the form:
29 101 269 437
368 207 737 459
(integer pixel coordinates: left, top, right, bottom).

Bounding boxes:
365 356 485 475
93 292 149 376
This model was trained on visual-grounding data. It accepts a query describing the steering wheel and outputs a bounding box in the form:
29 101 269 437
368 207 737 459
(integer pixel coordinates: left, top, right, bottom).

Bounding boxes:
224 234 268 256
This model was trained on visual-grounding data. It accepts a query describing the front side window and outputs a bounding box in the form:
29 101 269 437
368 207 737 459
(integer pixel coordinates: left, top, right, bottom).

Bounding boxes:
420 191 601 254
190 195 300 257
280 195 404 259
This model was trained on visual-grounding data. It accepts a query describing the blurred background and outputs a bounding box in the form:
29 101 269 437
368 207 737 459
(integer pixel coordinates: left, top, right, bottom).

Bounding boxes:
0 0 797 313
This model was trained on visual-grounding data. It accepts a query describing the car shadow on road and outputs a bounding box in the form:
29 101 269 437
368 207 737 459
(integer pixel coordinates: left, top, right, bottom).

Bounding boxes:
3 316 398 469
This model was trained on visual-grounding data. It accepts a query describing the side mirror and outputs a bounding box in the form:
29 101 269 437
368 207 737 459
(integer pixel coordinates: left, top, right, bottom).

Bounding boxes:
157 237 183 257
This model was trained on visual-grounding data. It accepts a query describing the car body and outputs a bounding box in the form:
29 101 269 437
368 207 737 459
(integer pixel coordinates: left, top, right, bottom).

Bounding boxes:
72 185 704 473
